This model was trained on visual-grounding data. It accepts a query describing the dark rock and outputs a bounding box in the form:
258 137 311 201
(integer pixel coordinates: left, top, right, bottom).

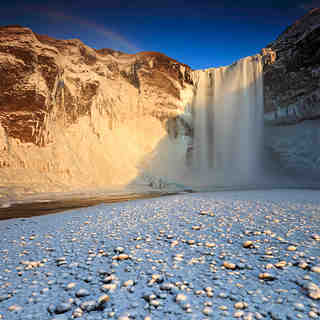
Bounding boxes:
263 8 320 123
54 302 72 314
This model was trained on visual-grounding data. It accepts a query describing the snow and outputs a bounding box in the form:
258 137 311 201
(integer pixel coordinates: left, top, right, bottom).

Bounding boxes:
0 190 320 319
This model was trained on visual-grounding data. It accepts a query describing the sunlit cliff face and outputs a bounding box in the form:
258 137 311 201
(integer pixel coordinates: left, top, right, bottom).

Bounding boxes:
0 26 195 196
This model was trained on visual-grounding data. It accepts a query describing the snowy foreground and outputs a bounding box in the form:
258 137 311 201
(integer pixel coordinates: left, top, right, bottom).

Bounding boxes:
0 190 320 320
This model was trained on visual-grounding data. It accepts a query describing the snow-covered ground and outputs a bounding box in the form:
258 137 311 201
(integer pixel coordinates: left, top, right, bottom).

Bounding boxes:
0 190 320 319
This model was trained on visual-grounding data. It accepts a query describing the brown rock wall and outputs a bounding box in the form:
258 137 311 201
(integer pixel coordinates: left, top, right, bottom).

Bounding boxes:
0 25 193 147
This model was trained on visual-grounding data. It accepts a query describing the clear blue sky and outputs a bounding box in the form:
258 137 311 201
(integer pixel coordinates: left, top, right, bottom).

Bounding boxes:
0 0 317 69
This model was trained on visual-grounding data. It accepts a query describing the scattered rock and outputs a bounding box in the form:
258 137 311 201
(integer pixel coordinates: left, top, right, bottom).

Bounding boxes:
234 310 244 318
234 301 248 310
75 288 90 297
112 254 130 261
0 295 11 302
80 300 97 312
202 307 213 316
311 265 320 273
8 305 22 312
275 261 287 268
54 303 72 314
72 308 83 318
259 273 276 281
223 261 237 270
65 282 76 290
101 283 117 292
175 293 187 303
307 283 320 300
123 280 134 287
243 241 254 248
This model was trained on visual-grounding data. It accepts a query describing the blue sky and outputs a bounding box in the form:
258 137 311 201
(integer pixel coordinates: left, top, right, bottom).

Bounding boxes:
0 0 317 69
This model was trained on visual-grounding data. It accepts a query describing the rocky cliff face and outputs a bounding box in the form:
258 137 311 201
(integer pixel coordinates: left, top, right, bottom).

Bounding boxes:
0 26 193 145
261 9 320 179
0 25 193 196
263 8 320 124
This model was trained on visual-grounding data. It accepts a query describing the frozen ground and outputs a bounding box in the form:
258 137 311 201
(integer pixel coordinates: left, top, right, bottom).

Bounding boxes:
0 190 320 320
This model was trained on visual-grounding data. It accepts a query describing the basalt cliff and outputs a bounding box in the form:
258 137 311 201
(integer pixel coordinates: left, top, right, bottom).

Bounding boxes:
0 9 319 197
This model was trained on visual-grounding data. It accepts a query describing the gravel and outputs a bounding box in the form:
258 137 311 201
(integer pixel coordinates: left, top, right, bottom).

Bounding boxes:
0 189 319 319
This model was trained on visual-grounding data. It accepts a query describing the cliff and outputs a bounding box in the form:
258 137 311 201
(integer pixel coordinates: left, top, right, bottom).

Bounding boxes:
261 9 320 179
0 25 193 196
263 8 320 124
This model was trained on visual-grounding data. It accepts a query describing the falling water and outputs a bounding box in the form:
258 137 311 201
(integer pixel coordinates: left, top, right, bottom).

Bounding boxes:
191 55 264 184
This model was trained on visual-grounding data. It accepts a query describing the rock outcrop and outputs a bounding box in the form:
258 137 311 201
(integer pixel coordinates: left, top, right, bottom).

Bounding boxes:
261 9 320 179
0 25 193 196
263 8 320 124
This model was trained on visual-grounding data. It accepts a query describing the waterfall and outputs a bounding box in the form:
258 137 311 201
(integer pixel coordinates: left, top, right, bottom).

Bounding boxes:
191 55 264 184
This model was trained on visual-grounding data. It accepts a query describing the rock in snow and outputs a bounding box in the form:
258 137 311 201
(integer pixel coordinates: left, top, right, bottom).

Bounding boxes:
0 190 320 319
